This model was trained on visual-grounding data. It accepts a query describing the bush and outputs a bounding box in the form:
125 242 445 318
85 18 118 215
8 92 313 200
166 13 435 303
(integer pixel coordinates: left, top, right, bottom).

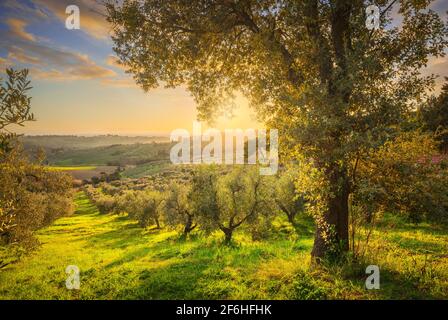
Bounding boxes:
355 131 448 224
96 194 116 214
0 146 74 248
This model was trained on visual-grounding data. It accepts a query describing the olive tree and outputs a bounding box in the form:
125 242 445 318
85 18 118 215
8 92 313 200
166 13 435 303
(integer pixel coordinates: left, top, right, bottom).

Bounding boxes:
0 69 73 250
106 0 447 259
164 183 197 238
140 190 164 228
191 165 273 244
275 168 305 225
0 68 34 153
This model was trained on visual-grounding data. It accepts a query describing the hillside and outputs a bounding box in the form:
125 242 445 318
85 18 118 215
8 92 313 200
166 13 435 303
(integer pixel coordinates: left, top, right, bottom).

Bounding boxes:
45 143 172 167
21 135 170 150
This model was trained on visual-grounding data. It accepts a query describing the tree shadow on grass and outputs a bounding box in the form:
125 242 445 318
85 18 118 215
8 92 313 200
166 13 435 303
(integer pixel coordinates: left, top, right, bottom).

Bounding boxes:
386 235 447 255
112 252 245 300
74 201 99 216
86 223 150 249
332 259 445 300
373 266 443 299
115 259 213 299
82 230 294 299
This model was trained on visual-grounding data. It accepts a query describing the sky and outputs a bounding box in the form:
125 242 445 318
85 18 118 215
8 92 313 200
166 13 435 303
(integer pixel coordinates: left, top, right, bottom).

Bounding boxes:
0 0 447 136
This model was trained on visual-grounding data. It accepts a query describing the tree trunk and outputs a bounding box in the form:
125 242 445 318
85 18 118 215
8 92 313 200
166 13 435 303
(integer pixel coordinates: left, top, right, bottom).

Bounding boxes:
287 212 296 225
311 166 350 260
223 228 233 245
182 215 195 238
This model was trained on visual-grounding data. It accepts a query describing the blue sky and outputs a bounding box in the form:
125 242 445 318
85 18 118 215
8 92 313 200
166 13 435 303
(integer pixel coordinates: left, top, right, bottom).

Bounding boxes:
0 0 447 135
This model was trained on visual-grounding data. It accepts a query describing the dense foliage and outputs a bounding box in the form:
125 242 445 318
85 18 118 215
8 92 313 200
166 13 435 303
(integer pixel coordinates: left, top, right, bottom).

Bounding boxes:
0 69 74 253
106 0 448 259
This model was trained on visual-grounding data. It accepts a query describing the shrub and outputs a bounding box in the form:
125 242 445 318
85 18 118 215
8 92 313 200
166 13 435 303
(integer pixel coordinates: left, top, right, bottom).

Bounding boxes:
355 131 448 224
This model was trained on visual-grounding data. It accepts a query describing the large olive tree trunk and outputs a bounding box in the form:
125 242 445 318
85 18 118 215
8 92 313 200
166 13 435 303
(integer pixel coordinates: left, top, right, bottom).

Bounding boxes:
311 166 350 259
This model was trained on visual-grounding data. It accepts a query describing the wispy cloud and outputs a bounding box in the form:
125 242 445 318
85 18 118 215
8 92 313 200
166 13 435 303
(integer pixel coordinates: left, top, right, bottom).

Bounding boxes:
6 18 36 42
32 0 111 40
2 0 48 20
1 18 116 82
7 46 41 65
0 57 13 70
106 55 127 71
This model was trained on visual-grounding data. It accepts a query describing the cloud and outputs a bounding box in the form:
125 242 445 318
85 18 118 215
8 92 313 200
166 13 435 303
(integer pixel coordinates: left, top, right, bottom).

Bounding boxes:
29 66 114 81
6 18 36 42
32 0 111 40
25 46 116 81
0 29 116 81
0 57 13 70
106 55 127 71
2 0 48 20
0 6 120 84
7 46 41 65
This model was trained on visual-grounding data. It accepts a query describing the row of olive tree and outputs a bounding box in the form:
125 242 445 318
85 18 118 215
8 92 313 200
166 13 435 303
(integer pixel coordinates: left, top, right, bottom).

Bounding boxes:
85 165 305 243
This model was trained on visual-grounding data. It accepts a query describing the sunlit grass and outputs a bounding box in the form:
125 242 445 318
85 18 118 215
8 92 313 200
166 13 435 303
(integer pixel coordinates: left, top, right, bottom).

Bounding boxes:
0 192 446 299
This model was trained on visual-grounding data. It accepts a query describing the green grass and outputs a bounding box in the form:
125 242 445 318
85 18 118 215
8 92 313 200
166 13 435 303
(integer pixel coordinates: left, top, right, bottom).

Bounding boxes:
0 193 447 300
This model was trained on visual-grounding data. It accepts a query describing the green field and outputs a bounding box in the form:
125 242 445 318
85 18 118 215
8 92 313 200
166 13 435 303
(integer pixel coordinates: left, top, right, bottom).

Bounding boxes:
46 143 172 167
0 192 446 300
47 166 98 171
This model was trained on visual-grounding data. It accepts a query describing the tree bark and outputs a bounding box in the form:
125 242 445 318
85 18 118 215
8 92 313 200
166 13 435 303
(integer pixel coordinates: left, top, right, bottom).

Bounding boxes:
222 228 233 245
311 166 350 260
182 214 196 238
287 212 296 225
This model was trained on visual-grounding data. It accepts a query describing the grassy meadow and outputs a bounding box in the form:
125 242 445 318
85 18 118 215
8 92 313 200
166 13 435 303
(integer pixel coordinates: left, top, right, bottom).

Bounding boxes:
1 192 446 300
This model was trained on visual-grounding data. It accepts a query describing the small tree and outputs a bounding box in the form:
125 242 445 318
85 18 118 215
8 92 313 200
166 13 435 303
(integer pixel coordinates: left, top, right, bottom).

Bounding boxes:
192 165 273 244
139 190 164 229
164 183 196 238
355 131 448 225
275 169 305 225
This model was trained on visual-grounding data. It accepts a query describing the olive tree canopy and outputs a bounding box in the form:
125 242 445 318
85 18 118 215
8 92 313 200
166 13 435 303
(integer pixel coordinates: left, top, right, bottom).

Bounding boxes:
106 0 447 259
